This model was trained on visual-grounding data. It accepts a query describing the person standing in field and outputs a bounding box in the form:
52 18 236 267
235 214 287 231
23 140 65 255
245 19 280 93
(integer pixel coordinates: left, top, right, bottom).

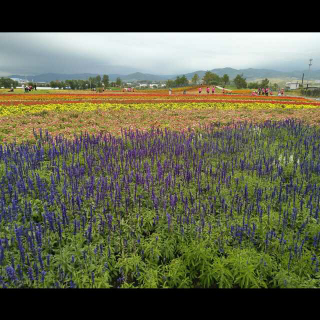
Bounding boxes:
206 87 210 94
199 87 202 94
169 88 172 95
212 86 215 94
265 88 269 96
281 88 284 96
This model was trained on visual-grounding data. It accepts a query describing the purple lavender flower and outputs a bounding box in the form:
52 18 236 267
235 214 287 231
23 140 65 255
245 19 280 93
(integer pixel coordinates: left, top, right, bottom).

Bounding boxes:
17 264 24 281
41 271 46 283
27 267 34 282
166 213 172 231
33 262 39 281
6 266 16 282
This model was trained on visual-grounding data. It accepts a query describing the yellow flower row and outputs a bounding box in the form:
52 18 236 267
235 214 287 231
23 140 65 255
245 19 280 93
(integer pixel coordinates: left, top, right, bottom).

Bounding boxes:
0 102 319 118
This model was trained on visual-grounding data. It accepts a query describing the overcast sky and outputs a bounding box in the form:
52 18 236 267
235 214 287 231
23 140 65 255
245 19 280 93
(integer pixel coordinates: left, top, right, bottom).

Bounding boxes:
0 32 319 76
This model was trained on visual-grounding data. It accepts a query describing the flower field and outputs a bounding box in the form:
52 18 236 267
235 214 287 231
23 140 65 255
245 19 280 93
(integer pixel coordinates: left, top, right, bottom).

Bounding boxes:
1 92 320 288
0 92 313 103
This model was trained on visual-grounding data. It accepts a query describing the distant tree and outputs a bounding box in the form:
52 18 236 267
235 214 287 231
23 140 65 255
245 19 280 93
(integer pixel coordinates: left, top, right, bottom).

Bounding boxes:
12 80 19 88
65 80 76 90
248 82 260 89
88 77 96 89
78 80 88 90
175 76 181 87
95 75 102 87
3 78 18 88
50 80 58 88
116 77 122 87
58 81 66 89
166 79 175 88
260 78 270 88
179 75 189 86
192 74 199 85
222 74 230 87
202 71 221 85
174 75 189 87
0 77 19 89
233 74 247 89
102 75 109 88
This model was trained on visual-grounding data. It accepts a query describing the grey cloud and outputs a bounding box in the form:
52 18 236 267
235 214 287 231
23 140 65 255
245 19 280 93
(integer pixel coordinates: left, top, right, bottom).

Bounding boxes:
0 32 320 77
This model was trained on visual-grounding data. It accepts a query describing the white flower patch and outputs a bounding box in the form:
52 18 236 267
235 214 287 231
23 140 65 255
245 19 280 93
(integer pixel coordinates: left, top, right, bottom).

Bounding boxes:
277 154 299 165
251 126 261 136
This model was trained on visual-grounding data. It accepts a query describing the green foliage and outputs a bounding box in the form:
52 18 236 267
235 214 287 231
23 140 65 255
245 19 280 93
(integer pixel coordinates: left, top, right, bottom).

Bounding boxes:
102 75 109 88
166 75 189 88
0 77 19 89
116 77 122 87
260 78 270 88
1 121 320 288
301 88 320 97
222 74 230 87
202 71 221 86
192 73 199 85
233 74 247 89
248 82 260 89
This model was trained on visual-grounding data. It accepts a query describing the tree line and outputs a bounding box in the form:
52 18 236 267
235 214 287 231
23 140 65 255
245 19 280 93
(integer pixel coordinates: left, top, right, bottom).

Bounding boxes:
49 75 115 90
1 73 279 91
0 77 19 89
165 71 279 90
165 72 231 88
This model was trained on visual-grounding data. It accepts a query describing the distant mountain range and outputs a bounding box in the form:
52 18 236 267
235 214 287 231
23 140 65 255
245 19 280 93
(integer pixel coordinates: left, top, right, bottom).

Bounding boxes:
9 72 172 83
9 68 320 83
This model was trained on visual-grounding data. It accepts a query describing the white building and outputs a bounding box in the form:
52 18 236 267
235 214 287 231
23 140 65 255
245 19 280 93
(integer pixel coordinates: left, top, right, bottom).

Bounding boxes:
285 82 300 90
139 84 148 88
10 78 30 84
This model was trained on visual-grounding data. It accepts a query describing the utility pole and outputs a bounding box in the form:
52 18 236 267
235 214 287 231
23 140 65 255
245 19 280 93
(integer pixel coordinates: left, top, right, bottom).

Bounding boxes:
307 58 313 89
